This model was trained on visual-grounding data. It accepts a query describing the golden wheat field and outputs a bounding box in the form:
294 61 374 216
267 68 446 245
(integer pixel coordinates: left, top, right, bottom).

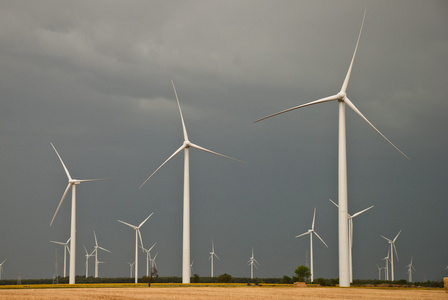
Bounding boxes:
0 286 446 300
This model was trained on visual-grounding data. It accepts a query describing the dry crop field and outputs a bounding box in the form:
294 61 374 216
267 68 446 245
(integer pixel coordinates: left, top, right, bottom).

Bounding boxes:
0 285 446 300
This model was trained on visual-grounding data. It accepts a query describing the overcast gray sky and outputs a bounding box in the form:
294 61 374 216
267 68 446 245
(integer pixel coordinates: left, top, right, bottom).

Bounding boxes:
1 0 447 281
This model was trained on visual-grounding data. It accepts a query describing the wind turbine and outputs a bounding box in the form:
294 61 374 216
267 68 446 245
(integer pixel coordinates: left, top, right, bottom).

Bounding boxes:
405 257 416 282
141 242 157 277
329 199 373 282
118 213 153 283
381 230 401 281
128 262 135 278
382 249 390 281
50 237 71 278
49 143 108 284
150 252 159 273
295 208 328 282
0 259 6 280
83 245 93 278
247 247 259 279
92 231 111 278
209 240 220 277
139 81 246 283
254 11 408 287
376 264 383 280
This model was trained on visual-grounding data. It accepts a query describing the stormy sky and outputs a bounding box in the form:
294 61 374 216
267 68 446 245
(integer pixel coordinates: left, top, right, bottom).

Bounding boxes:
0 0 447 281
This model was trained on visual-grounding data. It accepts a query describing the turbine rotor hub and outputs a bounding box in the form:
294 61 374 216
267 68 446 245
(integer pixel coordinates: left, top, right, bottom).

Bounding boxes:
184 141 191 148
337 92 346 100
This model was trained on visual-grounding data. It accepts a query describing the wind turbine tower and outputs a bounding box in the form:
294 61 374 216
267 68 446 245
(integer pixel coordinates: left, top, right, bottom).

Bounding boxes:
295 208 328 282
0 259 6 280
247 247 259 279
50 237 71 278
406 257 416 282
49 143 107 284
141 242 157 277
118 213 153 283
381 230 401 281
139 81 246 283
209 240 220 277
254 11 408 287
92 231 111 278
329 199 373 282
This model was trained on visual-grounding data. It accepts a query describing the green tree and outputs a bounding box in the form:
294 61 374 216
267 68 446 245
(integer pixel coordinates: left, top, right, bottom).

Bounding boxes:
281 275 292 284
192 274 200 283
217 273 232 283
293 265 310 282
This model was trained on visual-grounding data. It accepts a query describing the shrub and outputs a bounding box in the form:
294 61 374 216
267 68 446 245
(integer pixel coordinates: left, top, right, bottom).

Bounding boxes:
281 276 292 284
217 273 232 283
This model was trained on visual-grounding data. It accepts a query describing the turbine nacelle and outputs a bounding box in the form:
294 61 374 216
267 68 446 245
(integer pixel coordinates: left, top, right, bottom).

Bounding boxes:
337 92 347 100
183 140 192 148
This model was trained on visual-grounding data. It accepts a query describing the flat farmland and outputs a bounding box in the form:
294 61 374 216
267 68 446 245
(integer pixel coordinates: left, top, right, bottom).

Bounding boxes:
0 286 446 300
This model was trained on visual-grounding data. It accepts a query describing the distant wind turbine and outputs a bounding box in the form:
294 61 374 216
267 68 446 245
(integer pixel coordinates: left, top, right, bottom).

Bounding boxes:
209 240 220 277
382 249 390 281
190 260 194 276
49 143 108 284
50 237 71 278
254 10 408 287
92 231 111 278
128 262 135 278
150 252 158 273
0 259 6 280
141 242 157 277
83 245 93 278
295 208 328 282
139 81 246 283
118 213 153 283
247 247 259 279
381 230 401 281
376 264 383 280
329 199 373 282
405 257 416 282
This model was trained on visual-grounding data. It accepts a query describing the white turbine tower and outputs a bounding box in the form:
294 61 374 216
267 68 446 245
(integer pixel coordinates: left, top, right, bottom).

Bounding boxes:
382 249 390 281
92 231 111 278
141 242 157 277
118 213 153 283
376 264 383 280
329 199 373 282
254 11 408 287
247 247 259 280
139 81 246 283
50 237 71 278
49 143 107 284
209 240 220 277
381 230 401 281
295 208 328 282
405 257 416 282
83 245 93 278
0 259 6 280
128 262 135 278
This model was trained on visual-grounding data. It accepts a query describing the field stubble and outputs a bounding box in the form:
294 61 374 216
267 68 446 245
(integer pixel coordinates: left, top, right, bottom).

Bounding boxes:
0 286 446 300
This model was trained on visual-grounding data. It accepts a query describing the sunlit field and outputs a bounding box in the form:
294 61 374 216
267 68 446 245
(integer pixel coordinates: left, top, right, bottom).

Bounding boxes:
0 284 446 300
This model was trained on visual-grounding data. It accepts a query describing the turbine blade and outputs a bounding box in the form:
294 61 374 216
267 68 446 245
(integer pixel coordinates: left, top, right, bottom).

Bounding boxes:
341 9 366 93
50 183 72 226
99 246 111 253
139 144 186 189
153 252 158 260
77 178 109 183
344 97 409 159
66 237 71 244
138 212 154 228
149 242 157 252
117 220 137 230
314 231 329 248
393 229 402 242
312 208 316 230
329 198 339 208
254 94 340 123
83 245 88 255
51 143 72 180
351 205 374 218
189 142 248 164
393 244 399 262
381 235 392 243
138 230 144 249
171 80 189 141
295 231 310 238
215 253 220 261
50 240 65 246
93 231 98 246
